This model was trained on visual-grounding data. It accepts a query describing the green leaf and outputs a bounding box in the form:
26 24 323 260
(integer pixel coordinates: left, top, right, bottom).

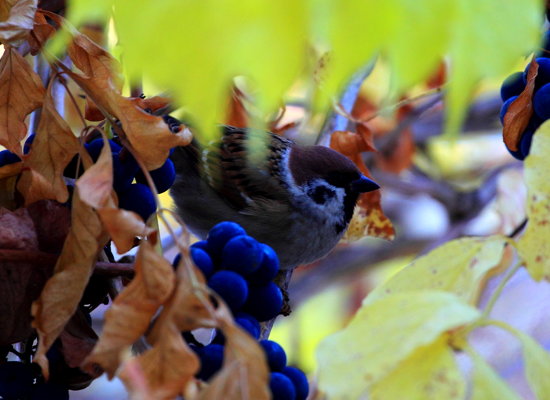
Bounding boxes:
469 348 521 400
316 291 480 399
370 336 465 400
365 236 507 306
518 121 550 281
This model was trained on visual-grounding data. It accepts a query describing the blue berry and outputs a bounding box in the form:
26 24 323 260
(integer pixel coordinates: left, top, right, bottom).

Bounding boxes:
136 159 176 194
191 240 209 252
537 29 550 58
500 72 525 101
118 183 156 222
235 312 261 339
191 247 215 278
221 235 262 275
282 367 309 400
247 244 280 284
24 133 36 154
270 372 296 400
520 129 536 159
0 149 21 166
208 271 249 311
0 362 35 400
244 282 283 322
112 152 139 192
172 253 181 268
260 340 287 371
85 138 121 161
207 222 246 257
197 344 224 381
524 57 550 88
534 83 550 120
499 96 518 124
31 382 69 400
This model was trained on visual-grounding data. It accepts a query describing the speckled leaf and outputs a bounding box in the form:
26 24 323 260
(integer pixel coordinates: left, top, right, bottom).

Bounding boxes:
366 236 508 305
519 121 550 280
370 336 465 400
316 291 480 399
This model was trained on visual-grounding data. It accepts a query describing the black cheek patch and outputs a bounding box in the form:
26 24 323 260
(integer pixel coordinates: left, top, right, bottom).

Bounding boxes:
309 185 336 204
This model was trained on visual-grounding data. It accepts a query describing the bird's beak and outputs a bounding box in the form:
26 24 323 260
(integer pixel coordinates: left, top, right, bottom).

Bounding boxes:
351 175 380 193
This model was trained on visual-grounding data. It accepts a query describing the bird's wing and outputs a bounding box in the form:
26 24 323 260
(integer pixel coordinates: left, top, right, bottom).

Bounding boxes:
201 126 292 211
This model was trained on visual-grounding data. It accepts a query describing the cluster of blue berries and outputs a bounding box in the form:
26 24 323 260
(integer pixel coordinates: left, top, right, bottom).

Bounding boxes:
0 361 69 400
0 131 177 223
65 137 175 222
500 30 550 160
175 221 309 400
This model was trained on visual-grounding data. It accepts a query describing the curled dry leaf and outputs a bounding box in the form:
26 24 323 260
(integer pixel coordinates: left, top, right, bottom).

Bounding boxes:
196 303 270 400
27 9 58 55
83 239 176 378
118 252 223 399
0 0 37 45
331 129 395 241
31 186 110 378
376 128 415 174
76 131 114 210
98 208 155 254
0 166 22 210
0 46 45 155
63 33 192 170
503 58 538 152
17 81 80 206
226 87 248 128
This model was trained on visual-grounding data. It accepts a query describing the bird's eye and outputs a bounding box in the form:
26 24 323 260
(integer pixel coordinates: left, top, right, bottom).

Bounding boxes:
308 185 336 204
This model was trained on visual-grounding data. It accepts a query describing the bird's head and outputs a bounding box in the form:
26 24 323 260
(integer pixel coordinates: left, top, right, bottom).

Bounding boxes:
287 144 379 233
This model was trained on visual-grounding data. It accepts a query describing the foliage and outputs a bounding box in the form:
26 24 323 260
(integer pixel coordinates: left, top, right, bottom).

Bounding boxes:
64 0 543 139
0 0 548 399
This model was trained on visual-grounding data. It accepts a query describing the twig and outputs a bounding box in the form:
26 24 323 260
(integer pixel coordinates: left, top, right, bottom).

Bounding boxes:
316 62 376 146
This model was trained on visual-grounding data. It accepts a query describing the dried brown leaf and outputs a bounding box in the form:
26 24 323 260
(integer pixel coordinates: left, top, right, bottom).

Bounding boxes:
0 169 21 209
226 87 247 128
0 0 37 45
0 46 45 155
376 128 415 173
330 130 394 241
31 186 109 378
196 307 270 400
98 208 154 253
17 83 80 206
76 133 113 210
0 206 52 345
83 239 175 378
59 309 99 369
120 323 200 400
27 9 57 55
64 34 192 170
503 58 538 152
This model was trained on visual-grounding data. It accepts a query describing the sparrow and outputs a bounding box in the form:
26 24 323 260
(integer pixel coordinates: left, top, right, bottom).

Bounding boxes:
170 125 379 269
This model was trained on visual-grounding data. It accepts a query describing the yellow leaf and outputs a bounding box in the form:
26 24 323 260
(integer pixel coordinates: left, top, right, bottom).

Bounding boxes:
492 322 550 400
366 236 507 306
470 349 521 400
316 291 479 399
519 121 550 281
370 336 465 400
517 332 550 400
